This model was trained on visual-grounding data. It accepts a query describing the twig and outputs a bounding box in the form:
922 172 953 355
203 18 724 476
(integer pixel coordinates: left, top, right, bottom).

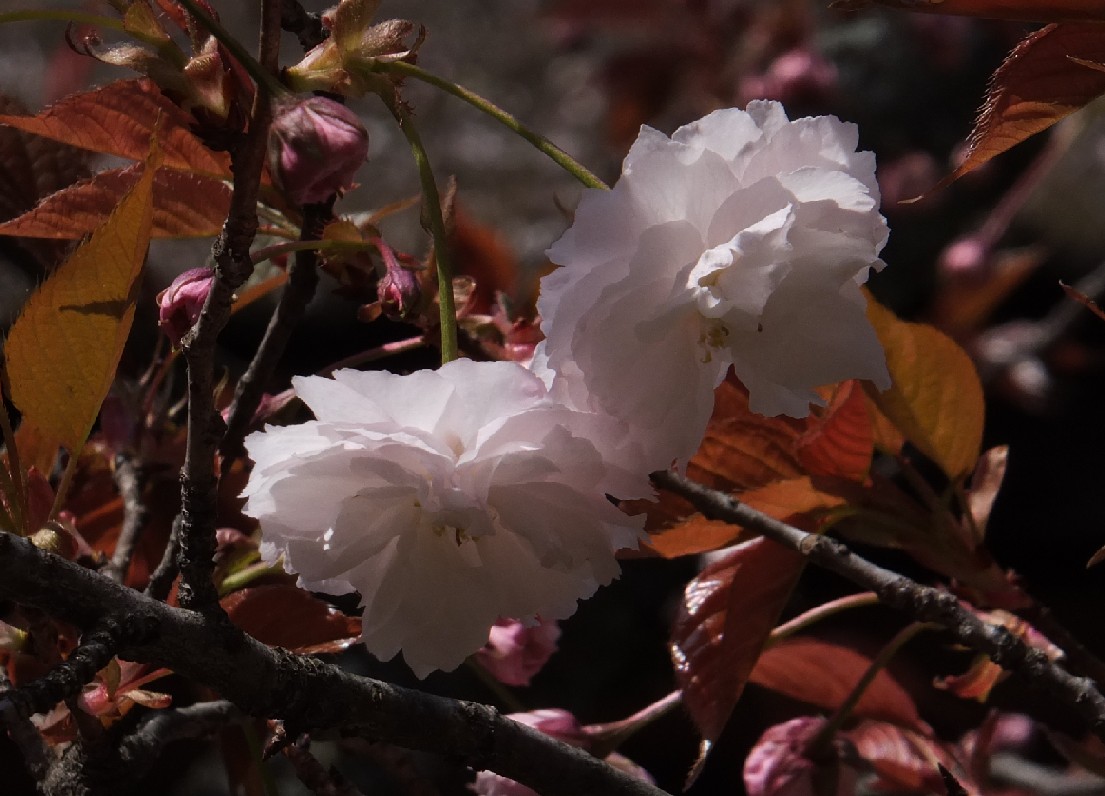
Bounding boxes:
279 0 327 51
144 514 181 602
283 736 364 796
1 619 152 720
1019 603 1105 689
0 533 672 796
0 663 50 780
221 203 329 465
103 454 148 584
651 469 1105 739
118 700 241 784
176 0 281 615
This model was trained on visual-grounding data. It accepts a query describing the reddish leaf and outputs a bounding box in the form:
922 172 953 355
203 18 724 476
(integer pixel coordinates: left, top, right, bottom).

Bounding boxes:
644 515 747 559
843 721 961 794
740 477 849 529
830 0 1105 23
0 165 231 240
948 24 1105 183
794 381 875 482
0 93 89 268
750 638 928 732
0 79 229 176
690 377 806 491
671 537 805 775
222 584 362 655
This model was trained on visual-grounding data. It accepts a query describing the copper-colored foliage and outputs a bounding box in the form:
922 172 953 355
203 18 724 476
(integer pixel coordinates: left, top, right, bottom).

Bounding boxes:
222 584 362 655
670 537 804 767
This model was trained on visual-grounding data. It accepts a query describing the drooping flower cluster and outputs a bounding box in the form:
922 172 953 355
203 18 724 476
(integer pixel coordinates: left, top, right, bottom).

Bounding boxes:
535 100 890 471
242 361 646 677
242 100 891 677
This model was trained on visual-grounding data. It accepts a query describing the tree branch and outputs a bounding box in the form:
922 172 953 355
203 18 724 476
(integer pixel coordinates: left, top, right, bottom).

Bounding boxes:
0 663 49 781
0 533 671 796
176 0 281 616
280 0 327 51
283 736 364 796
103 454 147 584
651 469 1105 739
118 700 240 784
220 202 329 465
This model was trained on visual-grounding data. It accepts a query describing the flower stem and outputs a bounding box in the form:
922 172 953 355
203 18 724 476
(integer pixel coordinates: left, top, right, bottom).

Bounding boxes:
173 0 288 101
388 101 458 364
768 592 880 644
806 621 933 756
0 11 124 30
384 61 609 191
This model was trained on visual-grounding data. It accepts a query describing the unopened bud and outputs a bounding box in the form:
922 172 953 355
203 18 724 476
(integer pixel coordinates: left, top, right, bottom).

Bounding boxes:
374 238 421 320
474 617 560 686
269 96 369 205
745 717 858 796
158 267 214 346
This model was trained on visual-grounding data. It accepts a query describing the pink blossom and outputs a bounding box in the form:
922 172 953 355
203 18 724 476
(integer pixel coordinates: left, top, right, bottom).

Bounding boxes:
474 617 561 686
744 717 858 796
268 96 369 205
157 267 213 346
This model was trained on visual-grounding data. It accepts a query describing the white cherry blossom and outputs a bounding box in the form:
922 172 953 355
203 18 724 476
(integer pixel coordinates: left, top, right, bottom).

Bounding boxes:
241 360 646 678
534 101 890 471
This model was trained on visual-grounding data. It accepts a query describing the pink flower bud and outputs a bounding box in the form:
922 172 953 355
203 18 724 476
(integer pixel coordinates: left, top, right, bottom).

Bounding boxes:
474 617 560 687
374 237 422 320
269 96 369 205
744 717 858 796
157 267 214 346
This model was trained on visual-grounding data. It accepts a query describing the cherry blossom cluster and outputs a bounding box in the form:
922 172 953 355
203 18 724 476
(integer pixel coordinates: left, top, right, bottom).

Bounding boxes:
241 100 890 677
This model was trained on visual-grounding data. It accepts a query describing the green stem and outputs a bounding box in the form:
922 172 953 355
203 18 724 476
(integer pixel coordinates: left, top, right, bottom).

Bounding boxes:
389 102 458 364
172 0 288 100
807 621 933 756
768 592 880 644
0 11 125 30
384 61 609 191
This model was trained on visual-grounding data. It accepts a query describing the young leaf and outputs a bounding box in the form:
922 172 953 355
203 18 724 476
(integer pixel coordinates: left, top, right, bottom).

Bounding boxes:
643 515 748 559
795 380 875 482
0 165 231 239
865 297 984 480
0 79 229 176
947 24 1105 183
671 537 805 781
222 584 362 654
843 721 961 793
4 142 158 473
749 638 928 732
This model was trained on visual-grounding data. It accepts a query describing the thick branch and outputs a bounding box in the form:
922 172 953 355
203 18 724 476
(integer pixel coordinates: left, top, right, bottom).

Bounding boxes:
0 534 670 796
652 470 1105 738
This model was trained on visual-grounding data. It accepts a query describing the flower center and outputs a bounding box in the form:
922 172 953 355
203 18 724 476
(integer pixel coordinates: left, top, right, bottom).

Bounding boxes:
697 320 730 363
